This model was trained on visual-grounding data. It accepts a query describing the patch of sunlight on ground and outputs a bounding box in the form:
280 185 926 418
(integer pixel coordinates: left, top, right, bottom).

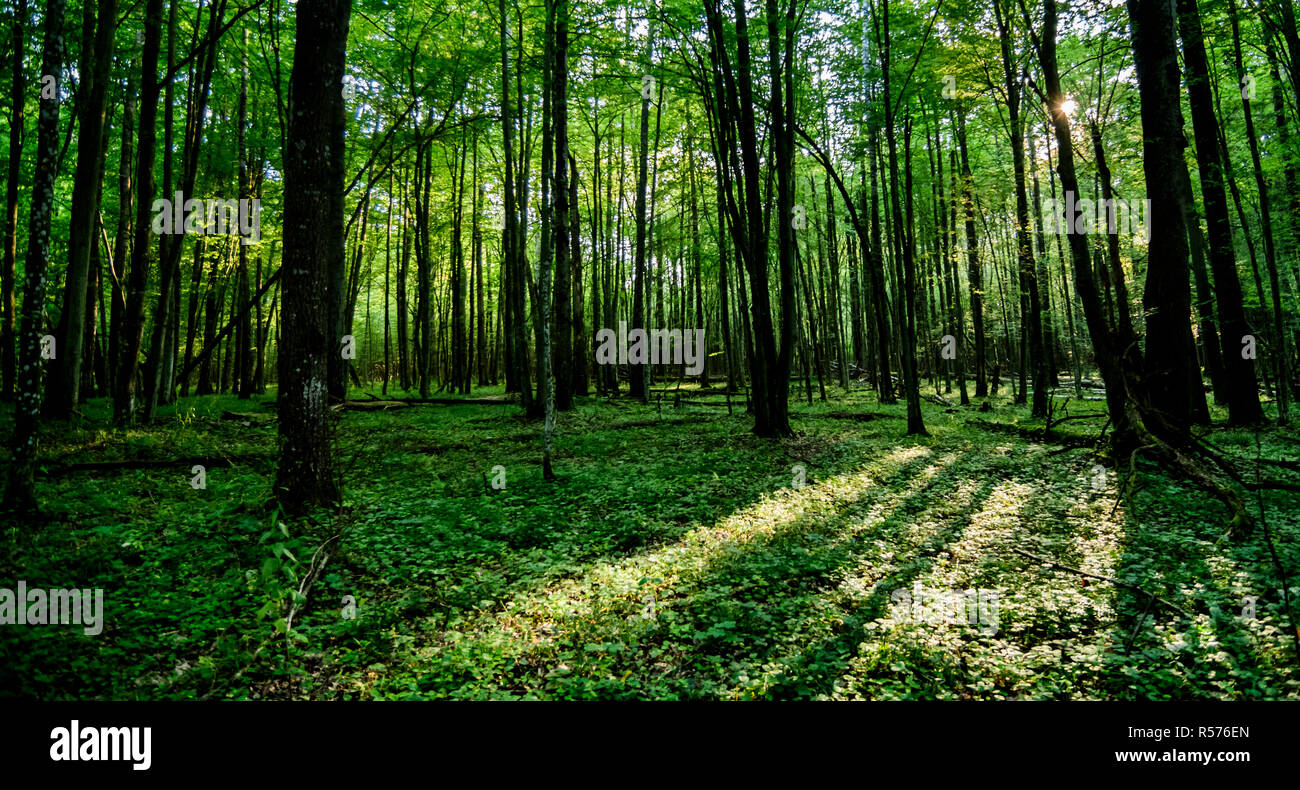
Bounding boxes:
410 444 946 679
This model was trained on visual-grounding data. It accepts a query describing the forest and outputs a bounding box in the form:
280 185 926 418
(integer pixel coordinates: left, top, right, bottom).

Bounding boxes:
0 0 1298 702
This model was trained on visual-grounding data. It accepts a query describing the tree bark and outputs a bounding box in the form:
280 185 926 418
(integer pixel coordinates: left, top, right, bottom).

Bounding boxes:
276 0 352 513
115 0 164 425
1127 0 1200 430
5 0 66 511
1 0 25 401
1178 0 1263 424
48 0 117 417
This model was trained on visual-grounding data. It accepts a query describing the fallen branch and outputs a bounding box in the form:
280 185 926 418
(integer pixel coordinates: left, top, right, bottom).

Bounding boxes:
35 454 269 477
1009 547 1192 620
966 418 1096 449
339 396 514 411
284 532 343 636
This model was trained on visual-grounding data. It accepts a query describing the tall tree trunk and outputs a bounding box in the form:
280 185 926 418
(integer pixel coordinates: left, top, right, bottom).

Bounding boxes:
868 115 895 403
1179 0 1263 424
49 0 116 417
110 76 136 403
957 106 986 398
1229 0 1288 423
451 134 468 394
499 0 530 410
198 236 222 394
115 0 164 425
396 164 410 391
1088 127 1135 344
474 135 488 388
994 0 1047 417
569 151 586 396
1 0 25 401
414 139 431 397
1042 0 1139 448
552 0 572 410
629 27 653 404
537 0 560 475
1127 0 1200 430
882 0 925 434
235 25 253 399
142 0 180 419
384 165 393 395
276 0 351 513
766 0 796 432
948 149 969 405
5 0 66 510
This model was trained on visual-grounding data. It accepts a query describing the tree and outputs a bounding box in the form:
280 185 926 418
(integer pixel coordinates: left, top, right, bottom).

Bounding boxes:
5 0 66 511
115 0 164 425
552 0 572 412
1 0 25 403
1127 0 1201 430
629 19 653 405
48 0 117 418
1176 0 1263 425
879 0 925 435
276 0 352 513
993 0 1047 418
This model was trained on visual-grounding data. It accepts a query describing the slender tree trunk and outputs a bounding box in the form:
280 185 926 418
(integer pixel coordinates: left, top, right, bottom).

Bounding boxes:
236 26 253 399
1180 0 1263 424
552 0 572 410
111 82 136 403
451 134 468 394
1 0 26 401
142 0 180 419
882 1 925 434
629 28 653 404
116 0 165 425
1228 0 1288 423
956 107 986 398
6 0 66 510
994 0 1047 416
49 0 116 417
1042 0 1138 448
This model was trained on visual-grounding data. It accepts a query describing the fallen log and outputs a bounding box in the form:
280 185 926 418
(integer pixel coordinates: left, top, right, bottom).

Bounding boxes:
966 418 1097 449
797 411 904 422
340 396 514 411
35 455 269 477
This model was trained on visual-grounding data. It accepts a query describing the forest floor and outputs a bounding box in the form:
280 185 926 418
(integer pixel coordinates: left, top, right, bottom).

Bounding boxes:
2 381 1298 700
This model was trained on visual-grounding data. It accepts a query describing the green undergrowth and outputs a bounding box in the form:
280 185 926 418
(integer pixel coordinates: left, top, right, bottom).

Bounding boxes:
1 382 1297 700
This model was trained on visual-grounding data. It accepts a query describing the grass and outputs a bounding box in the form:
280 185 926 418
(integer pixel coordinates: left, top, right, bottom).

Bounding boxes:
1 380 1298 700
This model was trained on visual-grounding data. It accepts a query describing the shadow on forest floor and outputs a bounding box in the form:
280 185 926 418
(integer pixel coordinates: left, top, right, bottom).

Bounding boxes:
1 385 1297 700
